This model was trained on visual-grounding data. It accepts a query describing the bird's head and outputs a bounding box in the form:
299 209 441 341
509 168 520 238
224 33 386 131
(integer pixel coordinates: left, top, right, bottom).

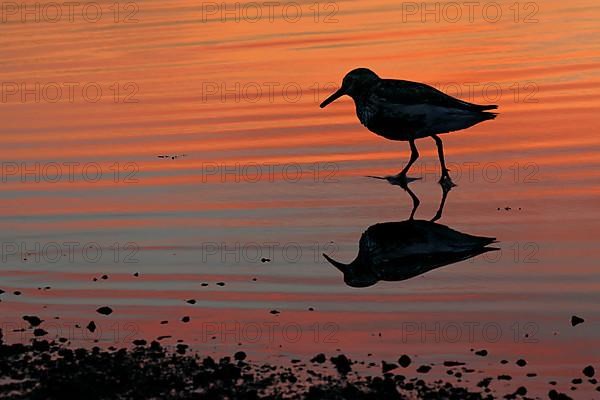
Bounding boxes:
320 68 380 108
322 253 378 288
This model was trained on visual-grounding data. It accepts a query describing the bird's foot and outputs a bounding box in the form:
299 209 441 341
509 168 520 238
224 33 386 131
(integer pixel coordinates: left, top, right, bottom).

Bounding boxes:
392 173 422 188
366 173 421 187
439 173 456 190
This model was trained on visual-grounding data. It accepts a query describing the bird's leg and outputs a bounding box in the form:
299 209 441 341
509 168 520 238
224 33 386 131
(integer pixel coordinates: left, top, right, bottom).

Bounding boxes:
431 182 452 222
432 135 455 186
432 135 449 177
402 181 420 220
399 139 419 179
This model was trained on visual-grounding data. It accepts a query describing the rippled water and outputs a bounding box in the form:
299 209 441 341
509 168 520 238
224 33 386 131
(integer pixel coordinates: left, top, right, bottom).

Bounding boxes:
1 0 599 397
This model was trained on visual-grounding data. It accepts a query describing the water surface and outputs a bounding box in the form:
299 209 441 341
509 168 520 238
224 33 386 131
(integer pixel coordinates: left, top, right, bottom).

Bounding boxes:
1 0 599 396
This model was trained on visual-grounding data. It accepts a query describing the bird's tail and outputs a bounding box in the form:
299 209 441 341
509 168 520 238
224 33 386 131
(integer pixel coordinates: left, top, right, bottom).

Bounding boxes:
481 111 498 121
479 104 498 111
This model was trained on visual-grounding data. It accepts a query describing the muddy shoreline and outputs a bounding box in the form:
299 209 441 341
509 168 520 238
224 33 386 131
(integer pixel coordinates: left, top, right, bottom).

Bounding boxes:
0 330 586 400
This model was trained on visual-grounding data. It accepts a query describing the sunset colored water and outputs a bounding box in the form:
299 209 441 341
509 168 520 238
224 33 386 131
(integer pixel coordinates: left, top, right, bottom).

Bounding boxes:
1 0 599 397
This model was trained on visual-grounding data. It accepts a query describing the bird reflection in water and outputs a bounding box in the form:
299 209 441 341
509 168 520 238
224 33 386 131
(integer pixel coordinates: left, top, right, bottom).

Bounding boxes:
324 179 497 288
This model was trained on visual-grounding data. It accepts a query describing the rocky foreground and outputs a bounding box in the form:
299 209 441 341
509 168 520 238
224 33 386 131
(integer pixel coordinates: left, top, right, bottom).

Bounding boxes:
0 331 589 399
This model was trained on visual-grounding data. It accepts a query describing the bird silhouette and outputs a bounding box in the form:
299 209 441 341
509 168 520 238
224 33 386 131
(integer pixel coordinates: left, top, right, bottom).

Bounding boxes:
323 181 497 288
320 68 498 184
324 219 496 288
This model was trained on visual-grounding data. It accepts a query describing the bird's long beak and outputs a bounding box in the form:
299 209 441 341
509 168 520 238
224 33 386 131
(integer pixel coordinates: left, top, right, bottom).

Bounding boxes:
320 87 346 108
322 253 347 272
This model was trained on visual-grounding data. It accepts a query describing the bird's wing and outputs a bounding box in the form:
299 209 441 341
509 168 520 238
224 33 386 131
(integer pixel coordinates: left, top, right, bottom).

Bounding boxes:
372 80 498 111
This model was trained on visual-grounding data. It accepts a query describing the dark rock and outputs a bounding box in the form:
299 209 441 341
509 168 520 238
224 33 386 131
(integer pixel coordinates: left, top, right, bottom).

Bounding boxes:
22 315 43 327
176 344 188 354
416 365 431 373
96 306 113 315
398 355 411 368
548 389 573 400
583 365 595 378
443 361 465 367
33 328 48 337
382 361 397 373
571 315 584 326
86 321 96 333
515 386 527 396
477 377 492 388
311 353 326 364
330 354 352 375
